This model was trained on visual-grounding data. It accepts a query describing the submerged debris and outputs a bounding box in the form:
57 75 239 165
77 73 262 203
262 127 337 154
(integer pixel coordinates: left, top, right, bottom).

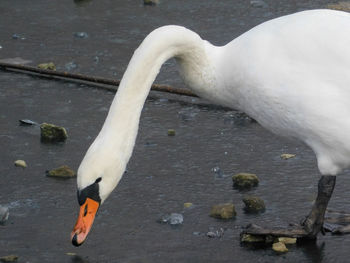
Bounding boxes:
0 57 32 65
232 173 259 189
14 160 27 168
250 0 268 8
242 196 265 213
272 242 288 253
207 227 225 238
0 255 18 262
159 213 183 225
210 203 236 219
280 153 296 160
40 123 67 143
144 0 159 6
0 205 9 225
46 165 76 178
65 61 78 71
74 32 89 38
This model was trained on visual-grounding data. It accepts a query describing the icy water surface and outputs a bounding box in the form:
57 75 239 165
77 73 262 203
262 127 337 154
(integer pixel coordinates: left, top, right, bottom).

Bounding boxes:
1 0 350 262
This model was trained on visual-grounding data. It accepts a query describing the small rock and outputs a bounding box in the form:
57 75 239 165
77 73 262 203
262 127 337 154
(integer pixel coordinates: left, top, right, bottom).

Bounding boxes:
327 2 350 11
250 0 268 8
277 237 297 245
46 165 76 178
232 173 259 189
272 242 288 253
0 205 9 225
144 0 159 5
40 123 68 143
159 213 183 225
65 61 78 71
74 32 89 38
210 203 236 219
66 252 77 256
37 62 56 71
184 202 193 208
167 129 176 136
14 160 27 168
19 119 37 126
0 255 18 262
242 196 265 213
280 153 296 160
240 233 265 243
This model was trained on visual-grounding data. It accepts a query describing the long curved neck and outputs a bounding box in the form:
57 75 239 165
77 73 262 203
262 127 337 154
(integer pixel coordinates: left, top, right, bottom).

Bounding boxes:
85 26 217 179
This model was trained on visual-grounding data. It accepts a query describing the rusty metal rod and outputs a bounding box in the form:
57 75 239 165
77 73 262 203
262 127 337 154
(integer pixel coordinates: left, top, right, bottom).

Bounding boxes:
0 62 198 97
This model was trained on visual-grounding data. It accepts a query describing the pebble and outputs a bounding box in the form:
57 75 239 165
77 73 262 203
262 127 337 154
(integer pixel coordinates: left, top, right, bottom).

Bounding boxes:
232 173 259 189
277 237 297 245
46 165 76 178
183 202 193 208
40 123 68 143
74 32 89 38
280 153 296 160
272 242 288 253
0 205 9 225
242 196 265 213
37 62 56 71
167 129 176 136
0 255 18 262
159 213 183 225
210 203 236 219
14 160 27 168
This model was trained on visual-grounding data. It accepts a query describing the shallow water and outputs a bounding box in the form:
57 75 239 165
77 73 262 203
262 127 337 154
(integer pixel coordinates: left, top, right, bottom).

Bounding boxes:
1 0 350 262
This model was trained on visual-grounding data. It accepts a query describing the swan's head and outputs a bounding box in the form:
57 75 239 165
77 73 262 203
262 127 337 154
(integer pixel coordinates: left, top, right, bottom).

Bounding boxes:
70 147 125 247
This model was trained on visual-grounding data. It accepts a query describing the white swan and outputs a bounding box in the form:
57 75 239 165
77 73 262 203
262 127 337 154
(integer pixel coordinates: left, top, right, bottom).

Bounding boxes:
71 9 350 246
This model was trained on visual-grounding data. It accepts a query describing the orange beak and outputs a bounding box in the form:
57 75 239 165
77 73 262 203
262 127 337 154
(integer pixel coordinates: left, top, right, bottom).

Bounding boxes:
71 198 100 246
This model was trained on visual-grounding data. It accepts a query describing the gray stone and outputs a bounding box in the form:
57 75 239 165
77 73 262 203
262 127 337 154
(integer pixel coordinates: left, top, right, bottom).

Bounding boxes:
40 123 67 143
232 173 259 189
272 242 288 253
243 196 265 213
46 165 76 178
210 203 236 219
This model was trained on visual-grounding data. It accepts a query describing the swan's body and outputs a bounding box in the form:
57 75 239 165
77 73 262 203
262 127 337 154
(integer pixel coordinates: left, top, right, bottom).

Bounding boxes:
71 10 350 246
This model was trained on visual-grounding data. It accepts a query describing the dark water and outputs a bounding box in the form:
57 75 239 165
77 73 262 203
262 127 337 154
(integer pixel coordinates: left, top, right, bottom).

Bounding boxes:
1 0 350 262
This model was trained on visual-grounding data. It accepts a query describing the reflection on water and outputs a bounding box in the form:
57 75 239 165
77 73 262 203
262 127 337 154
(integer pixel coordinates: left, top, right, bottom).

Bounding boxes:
300 241 325 263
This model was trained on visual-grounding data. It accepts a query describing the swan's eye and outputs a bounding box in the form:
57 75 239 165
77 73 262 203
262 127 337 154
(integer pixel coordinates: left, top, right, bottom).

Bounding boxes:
95 177 102 184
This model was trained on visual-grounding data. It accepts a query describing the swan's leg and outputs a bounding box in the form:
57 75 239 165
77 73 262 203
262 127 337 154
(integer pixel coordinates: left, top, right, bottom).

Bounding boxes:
301 175 336 237
242 175 336 240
